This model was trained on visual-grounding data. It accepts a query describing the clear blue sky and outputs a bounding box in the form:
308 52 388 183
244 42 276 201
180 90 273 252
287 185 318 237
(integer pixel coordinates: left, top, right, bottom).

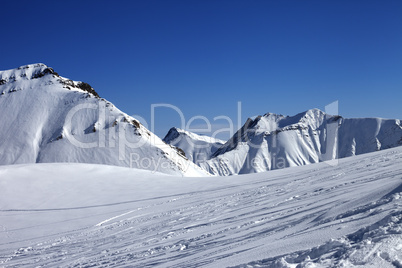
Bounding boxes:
1 0 401 139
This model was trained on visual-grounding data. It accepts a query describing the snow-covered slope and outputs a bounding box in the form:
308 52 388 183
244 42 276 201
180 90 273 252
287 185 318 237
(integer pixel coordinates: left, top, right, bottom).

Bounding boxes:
0 147 401 267
163 127 225 164
201 109 402 175
0 64 207 176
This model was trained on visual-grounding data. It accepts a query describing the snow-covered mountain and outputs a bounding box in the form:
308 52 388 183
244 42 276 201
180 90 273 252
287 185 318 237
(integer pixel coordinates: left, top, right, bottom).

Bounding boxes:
199 109 402 175
163 127 225 164
0 64 207 176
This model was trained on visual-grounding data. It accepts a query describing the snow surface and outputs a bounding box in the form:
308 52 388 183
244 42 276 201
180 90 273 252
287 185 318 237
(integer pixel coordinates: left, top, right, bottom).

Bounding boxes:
163 127 226 164
200 109 402 175
0 64 207 177
1 147 402 267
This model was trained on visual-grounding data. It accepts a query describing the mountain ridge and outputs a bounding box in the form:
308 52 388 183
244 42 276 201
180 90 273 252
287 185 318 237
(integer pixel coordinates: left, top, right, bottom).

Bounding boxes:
163 109 402 176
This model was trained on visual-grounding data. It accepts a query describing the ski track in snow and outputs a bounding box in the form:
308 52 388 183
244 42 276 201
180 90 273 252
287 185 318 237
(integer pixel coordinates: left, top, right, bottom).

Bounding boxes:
0 148 402 267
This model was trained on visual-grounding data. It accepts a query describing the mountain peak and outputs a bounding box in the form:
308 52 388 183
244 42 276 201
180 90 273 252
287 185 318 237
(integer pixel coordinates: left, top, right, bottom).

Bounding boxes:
163 127 226 163
18 63 48 69
0 63 58 84
0 63 101 98
163 127 225 145
304 108 324 114
163 127 182 144
260 109 329 130
249 109 328 132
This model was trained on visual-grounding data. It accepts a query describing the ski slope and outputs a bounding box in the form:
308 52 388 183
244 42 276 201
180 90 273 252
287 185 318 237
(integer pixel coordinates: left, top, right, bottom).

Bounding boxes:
1 147 402 267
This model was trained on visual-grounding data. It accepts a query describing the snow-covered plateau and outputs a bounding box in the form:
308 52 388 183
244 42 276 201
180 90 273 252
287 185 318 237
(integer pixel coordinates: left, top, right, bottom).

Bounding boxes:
1 146 402 267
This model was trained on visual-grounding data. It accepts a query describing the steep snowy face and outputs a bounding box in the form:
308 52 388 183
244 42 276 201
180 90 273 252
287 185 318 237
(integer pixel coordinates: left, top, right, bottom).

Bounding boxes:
200 109 402 175
163 127 225 164
0 64 208 176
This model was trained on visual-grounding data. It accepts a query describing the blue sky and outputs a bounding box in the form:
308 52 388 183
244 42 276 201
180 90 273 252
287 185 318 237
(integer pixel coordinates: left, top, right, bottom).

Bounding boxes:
1 0 401 139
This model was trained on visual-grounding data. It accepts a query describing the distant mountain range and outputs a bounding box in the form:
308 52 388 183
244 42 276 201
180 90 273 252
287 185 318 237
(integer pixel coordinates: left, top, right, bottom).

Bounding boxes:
164 109 402 175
